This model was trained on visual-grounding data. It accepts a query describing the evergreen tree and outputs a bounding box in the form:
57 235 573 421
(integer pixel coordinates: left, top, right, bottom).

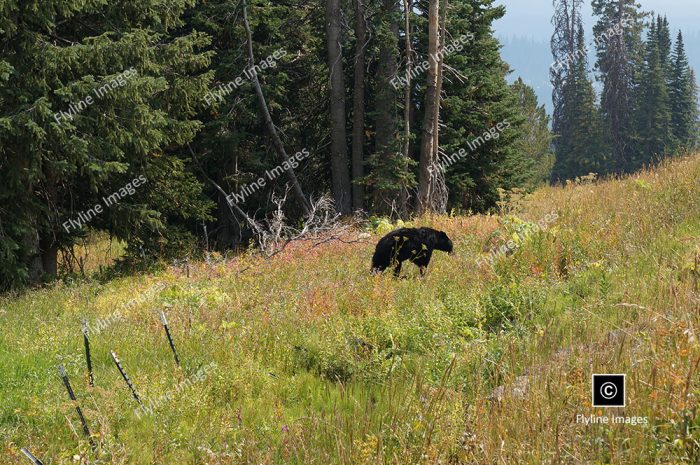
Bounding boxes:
188 0 329 248
690 69 700 145
326 0 352 214
551 0 584 141
368 0 414 215
592 0 645 173
669 31 699 151
510 78 555 187
635 16 673 167
551 16 608 180
656 15 673 82
0 0 213 289
438 0 528 212
0 0 573 290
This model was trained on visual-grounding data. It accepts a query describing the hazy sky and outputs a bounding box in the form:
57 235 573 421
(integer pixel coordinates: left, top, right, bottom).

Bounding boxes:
494 0 700 41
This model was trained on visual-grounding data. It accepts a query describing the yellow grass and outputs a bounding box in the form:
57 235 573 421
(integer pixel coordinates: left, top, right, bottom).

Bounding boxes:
1 155 699 464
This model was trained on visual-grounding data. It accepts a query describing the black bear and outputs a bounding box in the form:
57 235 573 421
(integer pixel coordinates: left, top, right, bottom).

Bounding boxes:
371 227 453 277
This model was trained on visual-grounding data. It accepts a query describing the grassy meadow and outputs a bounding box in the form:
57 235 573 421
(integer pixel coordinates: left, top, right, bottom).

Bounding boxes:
1 156 699 464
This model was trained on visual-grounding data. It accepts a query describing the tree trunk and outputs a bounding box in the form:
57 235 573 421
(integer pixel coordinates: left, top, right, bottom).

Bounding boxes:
351 0 367 211
402 0 413 161
242 1 311 214
23 223 43 284
433 0 447 161
428 0 449 214
326 0 352 214
373 0 400 213
417 0 440 214
40 235 58 278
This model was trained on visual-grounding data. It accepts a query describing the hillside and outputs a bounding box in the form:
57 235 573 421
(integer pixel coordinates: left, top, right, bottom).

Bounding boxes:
1 156 699 464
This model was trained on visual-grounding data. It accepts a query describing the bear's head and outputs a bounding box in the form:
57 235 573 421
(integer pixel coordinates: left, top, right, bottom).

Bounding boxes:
432 230 454 254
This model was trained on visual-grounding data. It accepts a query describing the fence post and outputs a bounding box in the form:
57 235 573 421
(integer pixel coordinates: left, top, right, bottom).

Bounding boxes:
82 319 94 386
110 350 144 408
58 365 96 450
20 448 46 465
160 311 181 368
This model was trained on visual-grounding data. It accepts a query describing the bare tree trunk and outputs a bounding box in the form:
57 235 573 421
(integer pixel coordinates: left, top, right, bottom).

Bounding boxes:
433 0 447 160
417 0 440 214
351 0 367 211
242 1 311 214
402 0 413 161
326 0 352 214
429 0 449 214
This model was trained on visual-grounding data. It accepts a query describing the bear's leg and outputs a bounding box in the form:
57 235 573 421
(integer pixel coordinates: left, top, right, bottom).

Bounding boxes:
393 261 402 277
413 251 432 276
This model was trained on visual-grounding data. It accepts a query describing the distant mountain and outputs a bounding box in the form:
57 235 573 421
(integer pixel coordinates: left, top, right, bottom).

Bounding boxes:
494 0 700 42
498 31 700 115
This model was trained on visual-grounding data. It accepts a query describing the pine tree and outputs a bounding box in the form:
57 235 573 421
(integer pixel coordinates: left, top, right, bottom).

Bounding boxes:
417 0 443 214
551 0 584 141
669 31 699 151
510 78 555 187
351 0 368 211
657 15 673 82
551 8 608 181
188 0 327 247
635 16 673 167
368 0 415 215
592 0 645 174
690 69 700 146
439 0 528 212
0 0 213 288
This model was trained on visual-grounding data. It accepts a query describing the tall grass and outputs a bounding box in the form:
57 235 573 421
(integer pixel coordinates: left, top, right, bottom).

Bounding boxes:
1 156 699 464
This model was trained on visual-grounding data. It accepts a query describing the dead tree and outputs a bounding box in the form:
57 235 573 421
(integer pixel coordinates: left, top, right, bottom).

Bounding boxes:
417 0 441 214
242 0 311 214
402 0 413 162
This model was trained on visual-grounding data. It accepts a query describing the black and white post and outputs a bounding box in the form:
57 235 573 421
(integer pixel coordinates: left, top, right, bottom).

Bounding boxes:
20 448 46 465
160 311 181 368
110 350 144 408
58 365 96 450
82 319 94 386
